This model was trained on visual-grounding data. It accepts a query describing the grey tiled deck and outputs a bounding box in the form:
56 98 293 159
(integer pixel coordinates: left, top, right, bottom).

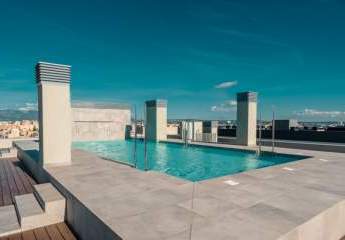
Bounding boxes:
16 141 345 240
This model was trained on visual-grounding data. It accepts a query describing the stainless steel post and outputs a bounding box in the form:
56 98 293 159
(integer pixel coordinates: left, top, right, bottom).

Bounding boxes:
272 110 275 153
133 105 138 168
259 111 262 154
144 104 148 171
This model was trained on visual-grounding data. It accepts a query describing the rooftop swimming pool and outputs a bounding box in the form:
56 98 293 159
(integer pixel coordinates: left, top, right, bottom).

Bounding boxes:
72 140 307 181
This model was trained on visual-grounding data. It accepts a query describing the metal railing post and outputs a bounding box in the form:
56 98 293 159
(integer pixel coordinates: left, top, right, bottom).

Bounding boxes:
133 105 138 168
144 103 148 171
258 111 262 154
272 110 275 153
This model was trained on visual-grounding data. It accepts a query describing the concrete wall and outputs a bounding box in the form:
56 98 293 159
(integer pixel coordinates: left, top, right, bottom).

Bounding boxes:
219 129 345 144
279 200 345 240
72 106 131 141
217 135 345 153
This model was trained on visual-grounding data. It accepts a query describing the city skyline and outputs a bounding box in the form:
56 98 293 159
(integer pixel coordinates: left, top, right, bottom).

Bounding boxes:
1 0 345 121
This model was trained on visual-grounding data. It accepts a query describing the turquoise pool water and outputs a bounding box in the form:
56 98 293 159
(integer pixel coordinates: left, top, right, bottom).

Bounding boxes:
72 140 306 181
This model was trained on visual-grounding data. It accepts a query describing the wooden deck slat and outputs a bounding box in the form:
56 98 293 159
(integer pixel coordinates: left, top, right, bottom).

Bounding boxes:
0 158 36 207
33 227 50 240
45 225 64 240
56 223 77 240
14 162 34 193
3 159 19 201
8 159 28 193
7 233 22 240
6 160 26 195
16 160 36 187
21 230 36 240
0 160 12 205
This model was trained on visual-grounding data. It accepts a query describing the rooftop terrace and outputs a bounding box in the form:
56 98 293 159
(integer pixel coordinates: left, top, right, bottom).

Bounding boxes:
14 140 345 240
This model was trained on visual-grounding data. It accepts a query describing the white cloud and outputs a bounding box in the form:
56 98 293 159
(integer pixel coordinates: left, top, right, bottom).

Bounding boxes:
294 109 345 118
211 100 237 112
214 81 238 89
215 28 290 48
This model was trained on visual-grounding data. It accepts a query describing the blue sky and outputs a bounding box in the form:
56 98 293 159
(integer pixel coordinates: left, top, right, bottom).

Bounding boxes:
0 0 345 120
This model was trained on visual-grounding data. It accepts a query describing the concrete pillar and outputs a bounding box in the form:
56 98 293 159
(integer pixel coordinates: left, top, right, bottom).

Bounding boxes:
181 121 200 141
36 62 72 166
202 121 218 143
192 121 203 142
236 92 257 146
145 100 167 141
181 121 191 141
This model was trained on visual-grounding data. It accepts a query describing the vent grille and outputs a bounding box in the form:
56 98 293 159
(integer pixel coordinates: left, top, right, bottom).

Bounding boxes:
145 99 167 108
36 62 71 83
237 92 257 103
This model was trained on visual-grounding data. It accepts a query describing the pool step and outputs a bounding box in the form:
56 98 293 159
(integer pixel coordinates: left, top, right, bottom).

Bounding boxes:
14 193 45 231
0 205 21 237
33 183 66 222
0 183 66 237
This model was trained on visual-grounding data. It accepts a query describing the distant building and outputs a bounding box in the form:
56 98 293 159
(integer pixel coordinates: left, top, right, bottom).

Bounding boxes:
327 126 345 132
0 120 39 139
274 119 299 131
8 128 20 138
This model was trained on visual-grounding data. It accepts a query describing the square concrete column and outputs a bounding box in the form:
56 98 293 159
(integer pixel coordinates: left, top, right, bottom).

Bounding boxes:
202 121 218 143
236 92 257 146
192 121 203 141
182 120 203 141
145 100 167 141
181 121 192 141
36 62 72 166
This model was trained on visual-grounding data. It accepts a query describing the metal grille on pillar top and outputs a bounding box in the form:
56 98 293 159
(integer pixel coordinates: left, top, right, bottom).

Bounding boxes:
145 99 167 108
35 62 71 84
237 92 257 103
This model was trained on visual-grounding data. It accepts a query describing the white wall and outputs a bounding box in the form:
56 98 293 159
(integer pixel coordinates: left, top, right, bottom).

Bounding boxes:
72 107 131 141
